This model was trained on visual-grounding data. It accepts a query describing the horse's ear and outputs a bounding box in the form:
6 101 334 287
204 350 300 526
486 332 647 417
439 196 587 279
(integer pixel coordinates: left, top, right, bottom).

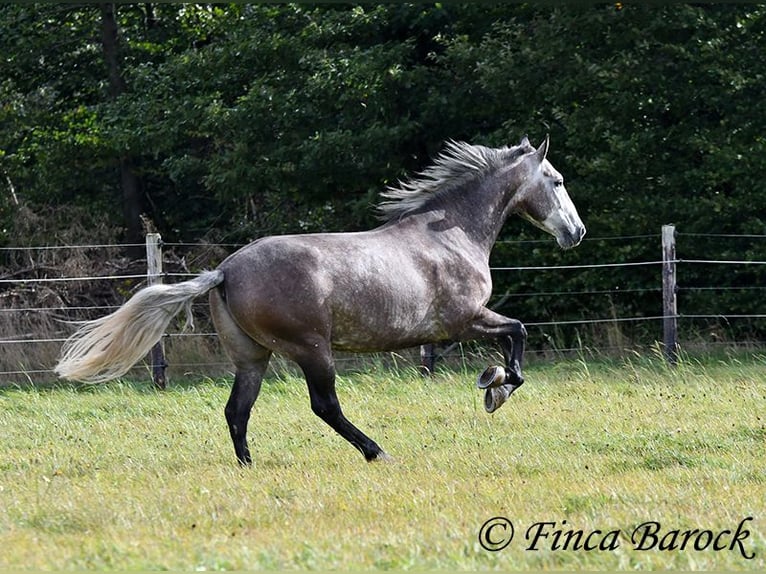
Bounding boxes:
519 134 530 147
535 134 550 163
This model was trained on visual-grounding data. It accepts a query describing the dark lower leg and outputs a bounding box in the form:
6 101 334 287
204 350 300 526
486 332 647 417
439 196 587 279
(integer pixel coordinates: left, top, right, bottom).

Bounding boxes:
225 368 264 466
457 310 527 388
303 362 385 461
499 326 526 388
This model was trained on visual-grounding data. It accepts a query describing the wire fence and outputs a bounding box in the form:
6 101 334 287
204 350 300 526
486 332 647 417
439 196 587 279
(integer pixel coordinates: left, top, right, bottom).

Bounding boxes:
1 229 765 383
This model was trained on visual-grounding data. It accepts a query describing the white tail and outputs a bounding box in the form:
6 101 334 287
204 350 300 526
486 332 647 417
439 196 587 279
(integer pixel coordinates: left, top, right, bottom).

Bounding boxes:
55 270 224 383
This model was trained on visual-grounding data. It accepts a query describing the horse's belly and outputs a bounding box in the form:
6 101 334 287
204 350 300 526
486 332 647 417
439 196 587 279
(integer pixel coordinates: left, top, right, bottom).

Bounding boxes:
329 286 446 352
330 315 443 352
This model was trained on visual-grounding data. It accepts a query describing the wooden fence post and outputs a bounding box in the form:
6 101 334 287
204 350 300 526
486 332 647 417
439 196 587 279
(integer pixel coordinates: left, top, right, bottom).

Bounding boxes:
662 225 678 364
146 233 168 389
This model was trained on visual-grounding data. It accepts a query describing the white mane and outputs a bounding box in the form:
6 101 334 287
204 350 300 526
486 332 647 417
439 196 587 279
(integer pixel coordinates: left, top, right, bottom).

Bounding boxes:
377 140 526 220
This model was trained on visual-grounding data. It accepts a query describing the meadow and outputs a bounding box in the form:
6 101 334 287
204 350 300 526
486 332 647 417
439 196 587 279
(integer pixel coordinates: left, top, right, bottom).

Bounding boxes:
0 354 764 570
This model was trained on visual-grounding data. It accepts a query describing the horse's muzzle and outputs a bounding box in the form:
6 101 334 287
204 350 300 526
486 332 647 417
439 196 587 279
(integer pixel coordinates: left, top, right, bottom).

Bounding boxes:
558 224 586 249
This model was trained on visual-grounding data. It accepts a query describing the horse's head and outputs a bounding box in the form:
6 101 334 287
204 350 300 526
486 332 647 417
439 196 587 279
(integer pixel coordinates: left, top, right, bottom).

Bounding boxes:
513 136 586 249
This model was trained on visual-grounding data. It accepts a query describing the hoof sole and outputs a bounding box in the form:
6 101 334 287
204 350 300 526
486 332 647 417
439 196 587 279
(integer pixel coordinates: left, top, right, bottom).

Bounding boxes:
477 365 507 389
484 384 515 413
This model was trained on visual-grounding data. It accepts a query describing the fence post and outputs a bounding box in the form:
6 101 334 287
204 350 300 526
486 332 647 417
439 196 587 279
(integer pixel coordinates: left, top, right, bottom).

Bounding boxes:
146 233 167 389
662 225 678 364
419 343 436 376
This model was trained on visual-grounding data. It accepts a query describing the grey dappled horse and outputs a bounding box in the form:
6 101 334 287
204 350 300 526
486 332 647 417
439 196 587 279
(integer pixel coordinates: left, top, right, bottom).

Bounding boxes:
55 136 585 465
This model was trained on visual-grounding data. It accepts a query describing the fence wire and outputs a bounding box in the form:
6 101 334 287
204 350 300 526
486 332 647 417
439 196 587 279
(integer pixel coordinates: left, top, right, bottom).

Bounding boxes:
2 232 766 381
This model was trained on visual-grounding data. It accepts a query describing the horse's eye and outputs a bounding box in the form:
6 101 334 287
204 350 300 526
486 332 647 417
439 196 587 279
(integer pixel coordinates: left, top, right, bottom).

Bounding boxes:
554 180 564 188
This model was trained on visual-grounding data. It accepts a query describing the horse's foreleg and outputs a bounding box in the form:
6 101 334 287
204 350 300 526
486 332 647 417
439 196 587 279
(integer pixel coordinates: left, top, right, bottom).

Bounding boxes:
298 352 389 462
498 331 526 387
458 308 528 395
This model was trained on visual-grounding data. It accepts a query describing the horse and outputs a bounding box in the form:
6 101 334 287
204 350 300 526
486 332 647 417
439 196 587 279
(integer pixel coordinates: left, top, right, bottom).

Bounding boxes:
55 135 585 465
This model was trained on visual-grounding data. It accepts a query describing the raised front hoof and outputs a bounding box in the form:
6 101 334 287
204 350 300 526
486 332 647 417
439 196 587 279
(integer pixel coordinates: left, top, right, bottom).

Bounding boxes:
484 384 517 413
477 365 506 389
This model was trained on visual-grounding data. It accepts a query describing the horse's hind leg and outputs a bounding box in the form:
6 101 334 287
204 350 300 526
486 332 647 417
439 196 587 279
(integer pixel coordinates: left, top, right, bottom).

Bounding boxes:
225 359 270 466
211 289 271 466
297 350 389 462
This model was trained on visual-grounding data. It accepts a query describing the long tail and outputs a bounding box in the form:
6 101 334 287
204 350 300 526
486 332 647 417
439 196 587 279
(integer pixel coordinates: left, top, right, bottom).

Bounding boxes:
55 270 224 383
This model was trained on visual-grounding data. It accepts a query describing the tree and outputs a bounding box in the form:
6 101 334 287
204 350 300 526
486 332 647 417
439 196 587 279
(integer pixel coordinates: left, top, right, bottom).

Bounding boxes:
0 4 215 246
100 3 143 254
3 3 766 344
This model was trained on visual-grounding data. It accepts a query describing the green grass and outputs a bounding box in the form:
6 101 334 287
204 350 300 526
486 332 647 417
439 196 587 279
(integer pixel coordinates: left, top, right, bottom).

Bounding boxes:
0 356 764 570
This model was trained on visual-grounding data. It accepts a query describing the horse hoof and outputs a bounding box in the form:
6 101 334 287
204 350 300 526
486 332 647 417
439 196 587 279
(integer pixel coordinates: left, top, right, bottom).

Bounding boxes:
477 365 506 389
484 384 514 413
370 451 395 463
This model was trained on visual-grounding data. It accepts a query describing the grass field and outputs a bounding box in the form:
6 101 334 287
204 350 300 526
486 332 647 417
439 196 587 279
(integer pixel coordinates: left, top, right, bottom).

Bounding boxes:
0 354 764 570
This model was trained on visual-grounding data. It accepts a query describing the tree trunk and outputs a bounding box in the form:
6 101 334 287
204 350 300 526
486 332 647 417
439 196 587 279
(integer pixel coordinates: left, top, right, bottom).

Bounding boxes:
100 3 144 256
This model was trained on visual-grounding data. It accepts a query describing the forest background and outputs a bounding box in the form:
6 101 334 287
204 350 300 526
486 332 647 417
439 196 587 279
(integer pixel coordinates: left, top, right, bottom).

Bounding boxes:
2 3 765 353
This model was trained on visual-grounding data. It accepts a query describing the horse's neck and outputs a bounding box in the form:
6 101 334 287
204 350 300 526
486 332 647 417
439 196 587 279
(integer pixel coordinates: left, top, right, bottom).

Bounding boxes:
441 173 517 254
380 168 520 255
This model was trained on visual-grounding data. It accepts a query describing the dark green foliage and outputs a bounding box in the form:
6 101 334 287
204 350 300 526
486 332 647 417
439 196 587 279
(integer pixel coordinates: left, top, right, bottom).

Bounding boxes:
2 3 765 345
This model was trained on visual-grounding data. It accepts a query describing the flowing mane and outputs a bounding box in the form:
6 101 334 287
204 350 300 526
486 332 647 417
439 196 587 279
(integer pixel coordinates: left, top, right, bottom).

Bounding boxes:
377 140 528 220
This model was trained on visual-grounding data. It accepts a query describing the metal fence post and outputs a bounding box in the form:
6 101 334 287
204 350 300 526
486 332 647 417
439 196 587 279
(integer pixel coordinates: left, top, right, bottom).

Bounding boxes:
146 232 167 388
662 225 678 364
